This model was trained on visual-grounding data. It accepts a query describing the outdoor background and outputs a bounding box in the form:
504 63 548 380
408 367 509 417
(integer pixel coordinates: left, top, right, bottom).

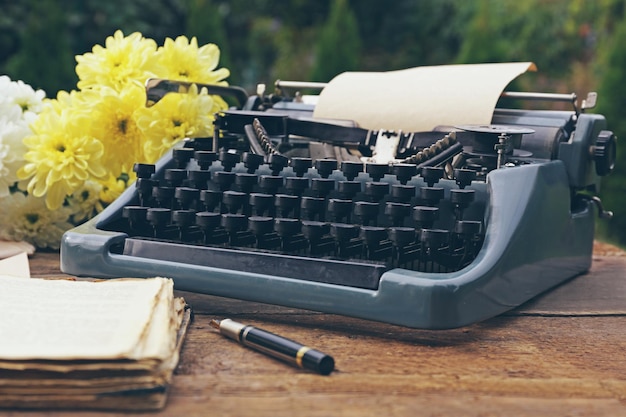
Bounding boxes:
1 0 625 247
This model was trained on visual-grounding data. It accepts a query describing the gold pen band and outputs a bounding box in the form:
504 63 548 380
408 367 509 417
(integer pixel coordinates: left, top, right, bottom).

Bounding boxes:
295 346 311 368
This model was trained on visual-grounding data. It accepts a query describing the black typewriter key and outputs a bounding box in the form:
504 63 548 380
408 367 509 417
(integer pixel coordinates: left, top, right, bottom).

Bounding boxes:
389 226 416 247
454 220 482 237
365 163 388 182
249 192 273 216
152 186 175 208
234 173 259 194
391 184 416 204
315 159 337 178
172 209 197 240
200 189 222 212
136 178 157 206
122 206 148 233
413 206 439 229
330 223 362 257
454 220 484 264
146 207 172 237
360 226 390 260
450 189 476 220
275 194 299 218
221 213 247 234
196 211 227 244
327 198 352 223
219 150 240 172
301 220 332 255
248 216 279 249
311 178 335 199
391 163 418 185
385 202 411 227
222 213 254 247
389 226 418 267
222 190 246 214
420 166 444 187
302 220 330 243
274 218 306 252
164 168 187 187
175 186 200 210
420 228 450 267
194 151 218 170
291 157 313 177
133 163 155 179
147 207 171 225
196 211 221 229
353 201 380 226
172 209 196 227
340 161 363 181
337 181 361 200
191 137 213 151
187 170 211 190
172 147 195 169
330 223 360 241
274 217 301 237
248 216 274 235
268 153 289 175
243 152 265 173
285 176 309 197
364 181 390 202
258 175 284 195
301 196 326 221
213 171 236 191
454 168 476 189
420 186 445 206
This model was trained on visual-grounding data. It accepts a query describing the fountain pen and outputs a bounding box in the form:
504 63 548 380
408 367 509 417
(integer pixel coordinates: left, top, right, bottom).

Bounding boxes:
210 319 335 375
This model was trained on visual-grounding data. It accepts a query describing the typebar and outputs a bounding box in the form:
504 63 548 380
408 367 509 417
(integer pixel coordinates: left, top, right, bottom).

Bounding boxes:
123 237 387 289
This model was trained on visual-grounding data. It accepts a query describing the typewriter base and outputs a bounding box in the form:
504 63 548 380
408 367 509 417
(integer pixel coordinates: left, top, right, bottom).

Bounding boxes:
61 160 595 329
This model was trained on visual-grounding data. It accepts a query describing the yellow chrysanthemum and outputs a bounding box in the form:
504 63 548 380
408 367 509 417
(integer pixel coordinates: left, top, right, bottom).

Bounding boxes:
84 83 146 173
99 173 131 204
75 30 161 92
157 35 230 85
67 180 105 223
136 84 215 162
18 107 107 210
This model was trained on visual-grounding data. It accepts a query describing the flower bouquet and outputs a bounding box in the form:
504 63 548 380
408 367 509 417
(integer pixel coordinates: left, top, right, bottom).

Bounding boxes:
0 30 230 251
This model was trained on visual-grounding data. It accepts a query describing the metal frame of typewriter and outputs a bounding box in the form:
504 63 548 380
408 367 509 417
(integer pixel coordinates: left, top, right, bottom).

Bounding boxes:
60 80 616 329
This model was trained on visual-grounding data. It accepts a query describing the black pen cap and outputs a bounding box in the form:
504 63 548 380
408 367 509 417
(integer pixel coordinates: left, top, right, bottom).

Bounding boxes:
301 348 335 375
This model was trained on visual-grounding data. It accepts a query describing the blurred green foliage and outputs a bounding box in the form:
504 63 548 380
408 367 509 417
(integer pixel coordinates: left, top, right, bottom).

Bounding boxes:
1 0 625 246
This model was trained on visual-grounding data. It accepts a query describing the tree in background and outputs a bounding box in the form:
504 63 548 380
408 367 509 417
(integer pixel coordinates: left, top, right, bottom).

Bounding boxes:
4 0 76 93
186 0 231 74
309 0 361 82
595 13 626 247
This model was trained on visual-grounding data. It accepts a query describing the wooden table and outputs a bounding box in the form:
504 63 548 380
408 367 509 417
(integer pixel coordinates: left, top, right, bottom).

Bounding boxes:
2 245 626 416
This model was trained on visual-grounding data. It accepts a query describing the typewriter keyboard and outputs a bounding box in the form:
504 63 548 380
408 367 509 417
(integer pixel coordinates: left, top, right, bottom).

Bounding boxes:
107 141 488 290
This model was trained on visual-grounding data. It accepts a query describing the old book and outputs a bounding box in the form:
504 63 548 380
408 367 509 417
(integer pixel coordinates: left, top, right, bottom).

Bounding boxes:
0 274 191 411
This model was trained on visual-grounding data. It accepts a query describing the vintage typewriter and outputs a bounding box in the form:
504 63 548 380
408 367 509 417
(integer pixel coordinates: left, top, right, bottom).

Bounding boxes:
60 69 616 329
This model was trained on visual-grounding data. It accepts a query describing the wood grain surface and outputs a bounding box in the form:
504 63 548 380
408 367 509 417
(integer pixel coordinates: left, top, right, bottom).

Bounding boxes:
2 244 625 417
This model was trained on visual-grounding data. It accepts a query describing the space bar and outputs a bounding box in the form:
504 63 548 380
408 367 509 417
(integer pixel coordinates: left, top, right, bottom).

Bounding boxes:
123 238 386 290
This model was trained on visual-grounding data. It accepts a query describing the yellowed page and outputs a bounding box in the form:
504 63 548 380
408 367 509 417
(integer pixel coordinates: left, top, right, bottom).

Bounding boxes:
0 276 170 360
313 62 536 132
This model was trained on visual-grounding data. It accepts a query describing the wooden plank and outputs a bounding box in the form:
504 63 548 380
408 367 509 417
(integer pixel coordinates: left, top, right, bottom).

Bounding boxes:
514 255 626 316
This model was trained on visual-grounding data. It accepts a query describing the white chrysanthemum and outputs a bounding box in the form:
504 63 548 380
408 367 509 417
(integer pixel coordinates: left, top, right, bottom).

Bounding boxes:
0 106 30 197
0 192 72 249
0 75 46 119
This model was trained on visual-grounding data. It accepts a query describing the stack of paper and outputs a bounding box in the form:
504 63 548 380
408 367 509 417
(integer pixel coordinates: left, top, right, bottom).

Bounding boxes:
0 275 190 411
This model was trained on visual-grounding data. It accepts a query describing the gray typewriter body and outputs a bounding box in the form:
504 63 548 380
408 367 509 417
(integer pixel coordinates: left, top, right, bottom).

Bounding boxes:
60 84 615 329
